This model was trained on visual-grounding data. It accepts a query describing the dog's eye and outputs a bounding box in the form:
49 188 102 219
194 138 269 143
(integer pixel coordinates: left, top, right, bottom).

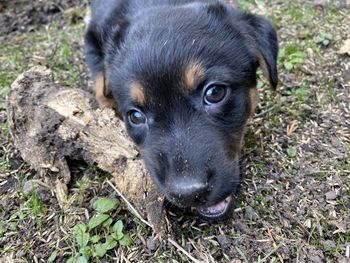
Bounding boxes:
128 110 146 125
204 84 227 104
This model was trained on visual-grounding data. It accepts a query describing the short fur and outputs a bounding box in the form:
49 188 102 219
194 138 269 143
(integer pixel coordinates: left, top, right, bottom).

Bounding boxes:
85 0 278 218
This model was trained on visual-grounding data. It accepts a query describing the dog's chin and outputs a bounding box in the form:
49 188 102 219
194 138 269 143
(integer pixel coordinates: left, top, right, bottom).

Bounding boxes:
166 193 235 221
196 194 234 220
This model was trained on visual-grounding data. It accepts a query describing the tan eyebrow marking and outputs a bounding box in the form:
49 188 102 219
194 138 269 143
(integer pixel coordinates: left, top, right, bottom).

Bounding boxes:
184 62 205 91
130 81 146 106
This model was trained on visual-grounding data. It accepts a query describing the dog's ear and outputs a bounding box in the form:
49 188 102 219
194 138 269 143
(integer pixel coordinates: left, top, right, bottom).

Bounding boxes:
217 4 279 88
243 13 279 89
85 24 122 117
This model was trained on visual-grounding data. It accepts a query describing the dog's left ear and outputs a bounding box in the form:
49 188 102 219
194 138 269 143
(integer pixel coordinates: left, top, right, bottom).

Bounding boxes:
242 13 279 89
208 3 278 87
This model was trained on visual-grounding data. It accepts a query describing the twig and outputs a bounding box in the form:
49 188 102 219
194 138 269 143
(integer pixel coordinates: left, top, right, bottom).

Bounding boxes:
258 243 283 263
303 170 350 176
106 179 153 228
254 105 277 118
168 238 201 263
281 210 310 237
108 179 202 263
267 228 284 263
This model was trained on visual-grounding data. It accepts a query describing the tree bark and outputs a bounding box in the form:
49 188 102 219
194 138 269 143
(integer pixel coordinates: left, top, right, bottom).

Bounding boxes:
7 66 166 233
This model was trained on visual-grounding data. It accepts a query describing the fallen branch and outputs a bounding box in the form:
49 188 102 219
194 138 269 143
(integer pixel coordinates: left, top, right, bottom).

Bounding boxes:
7 66 166 233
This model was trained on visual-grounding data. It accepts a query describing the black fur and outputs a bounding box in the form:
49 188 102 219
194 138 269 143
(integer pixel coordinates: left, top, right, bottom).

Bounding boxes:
85 0 278 219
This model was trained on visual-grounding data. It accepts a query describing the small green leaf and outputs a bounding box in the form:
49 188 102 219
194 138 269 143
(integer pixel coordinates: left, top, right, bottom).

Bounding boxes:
119 235 132 246
256 81 264 89
66 257 77 263
18 210 26 220
278 47 285 58
102 218 113 228
94 243 107 258
48 250 58 262
74 223 87 233
74 224 90 248
105 236 118 250
289 57 304 64
88 214 110 230
76 256 88 263
324 33 332 39
9 222 17 231
290 51 306 58
112 231 123 241
280 96 287 103
79 246 92 257
0 222 6 237
92 198 118 213
284 61 293 70
90 235 100 244
0 102 6 110
112 220 123 237
295 87 310 97
287 147 297 158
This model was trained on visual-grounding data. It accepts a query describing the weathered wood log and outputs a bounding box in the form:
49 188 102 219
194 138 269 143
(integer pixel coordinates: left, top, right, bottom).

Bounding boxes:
7 66 167 233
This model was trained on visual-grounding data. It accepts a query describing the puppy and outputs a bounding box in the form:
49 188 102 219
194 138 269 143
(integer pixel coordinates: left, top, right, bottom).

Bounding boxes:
85 0 278 219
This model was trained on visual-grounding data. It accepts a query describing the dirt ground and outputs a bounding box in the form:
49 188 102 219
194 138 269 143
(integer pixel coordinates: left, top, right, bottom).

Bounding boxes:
0 0 349 262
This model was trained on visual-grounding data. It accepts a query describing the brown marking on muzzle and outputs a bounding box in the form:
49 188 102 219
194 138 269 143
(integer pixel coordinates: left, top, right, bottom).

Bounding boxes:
184 62 205 91
227 87 258 158
130 81 146 106
227 131 246 160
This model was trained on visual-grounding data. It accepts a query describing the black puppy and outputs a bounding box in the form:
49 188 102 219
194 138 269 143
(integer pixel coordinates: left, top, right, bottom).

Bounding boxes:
85 0 278 219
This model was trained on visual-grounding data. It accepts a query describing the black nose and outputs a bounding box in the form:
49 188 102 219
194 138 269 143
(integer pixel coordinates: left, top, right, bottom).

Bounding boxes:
168 181 210 207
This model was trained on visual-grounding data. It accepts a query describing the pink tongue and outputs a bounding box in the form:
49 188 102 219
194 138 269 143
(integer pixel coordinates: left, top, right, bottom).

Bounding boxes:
198 196 232 215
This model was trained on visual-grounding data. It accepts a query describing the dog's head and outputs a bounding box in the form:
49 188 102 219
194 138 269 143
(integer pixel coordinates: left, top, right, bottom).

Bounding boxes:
105 2 278 219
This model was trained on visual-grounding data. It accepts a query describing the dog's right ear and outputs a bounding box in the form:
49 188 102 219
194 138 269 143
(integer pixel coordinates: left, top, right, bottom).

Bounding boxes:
85 24 121 116
242 13 279 89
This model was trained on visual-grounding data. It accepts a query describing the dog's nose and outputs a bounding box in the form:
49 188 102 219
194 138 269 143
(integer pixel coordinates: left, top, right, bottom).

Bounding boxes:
168 181 210 207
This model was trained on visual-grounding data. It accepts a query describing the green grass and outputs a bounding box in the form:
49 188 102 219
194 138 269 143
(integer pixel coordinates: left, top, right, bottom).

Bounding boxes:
278 43 307 70
0 21 86 99
28 191 46 225
8 190 48 229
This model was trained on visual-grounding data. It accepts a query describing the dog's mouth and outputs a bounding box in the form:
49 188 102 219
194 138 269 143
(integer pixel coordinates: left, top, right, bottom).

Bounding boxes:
196 195 233 219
